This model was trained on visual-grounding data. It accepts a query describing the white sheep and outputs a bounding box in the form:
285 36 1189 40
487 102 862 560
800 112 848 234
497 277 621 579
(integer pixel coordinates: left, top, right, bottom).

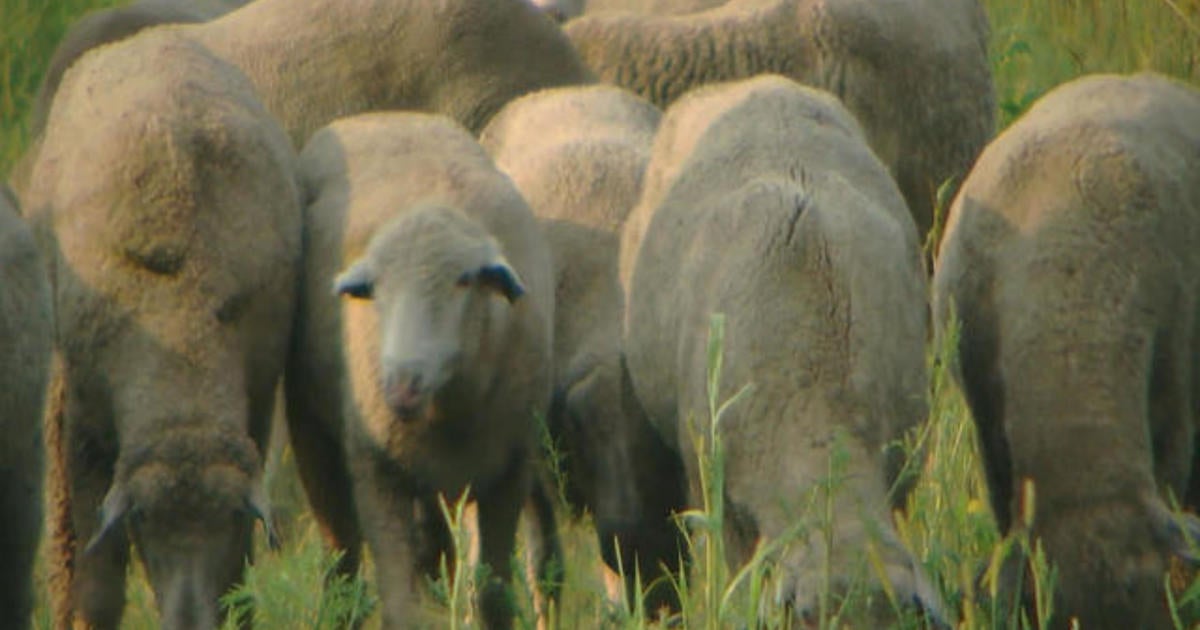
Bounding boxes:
933 72 1200 629
24 34 298 629
291 112 556 629
565 0 996 241
623 75 945 626
481 84 688 614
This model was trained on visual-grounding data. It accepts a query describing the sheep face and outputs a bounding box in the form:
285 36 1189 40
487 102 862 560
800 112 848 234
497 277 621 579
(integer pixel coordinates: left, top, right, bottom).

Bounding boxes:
336 205 526 425
555 364 640 540
83 432 275 630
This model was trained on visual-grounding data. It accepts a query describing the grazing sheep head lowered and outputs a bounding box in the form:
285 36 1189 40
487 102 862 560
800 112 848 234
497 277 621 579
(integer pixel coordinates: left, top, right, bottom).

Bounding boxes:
335 205 526 427
84 429 277 630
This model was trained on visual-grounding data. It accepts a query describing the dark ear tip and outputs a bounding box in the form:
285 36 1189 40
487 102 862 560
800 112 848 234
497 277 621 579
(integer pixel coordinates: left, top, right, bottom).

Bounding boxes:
333 262 374 299
82 533 105 557
478 262 525 304
508 282 526 302
334 281 372 299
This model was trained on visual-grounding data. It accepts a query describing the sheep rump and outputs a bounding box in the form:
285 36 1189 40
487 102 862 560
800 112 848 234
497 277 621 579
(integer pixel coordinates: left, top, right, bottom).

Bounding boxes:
933 72 1200 629
622 74 943 626
565 0 996 241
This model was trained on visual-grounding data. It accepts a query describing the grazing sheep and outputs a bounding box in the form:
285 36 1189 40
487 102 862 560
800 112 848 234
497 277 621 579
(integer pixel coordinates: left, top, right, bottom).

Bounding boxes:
291 112 554 629
23 34 298 630
528 0 586 22
933 73 1200 629
622 75 944 625
30 0 249 136
531 0 720 22
11 0 591 204
172 0 593 148
480 85 688 613
564 0 996 241
0 185 52 630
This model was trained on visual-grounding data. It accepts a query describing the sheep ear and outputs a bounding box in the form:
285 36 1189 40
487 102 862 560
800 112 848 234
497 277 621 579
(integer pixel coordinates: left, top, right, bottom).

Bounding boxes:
910 562 954 629
85 484 132 556
1150 499 1200 564
334 260 374 299
476 260 525 304
245 482 281 551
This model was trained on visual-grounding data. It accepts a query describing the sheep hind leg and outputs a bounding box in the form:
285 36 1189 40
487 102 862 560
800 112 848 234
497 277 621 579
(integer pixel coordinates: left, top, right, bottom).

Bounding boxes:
1184 311 1200 513
1149 322 1194 505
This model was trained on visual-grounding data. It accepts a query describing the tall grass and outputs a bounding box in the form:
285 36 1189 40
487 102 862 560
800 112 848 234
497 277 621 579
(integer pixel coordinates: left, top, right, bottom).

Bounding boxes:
988 0 1200 127
0 0 125 174
6 0 1200 628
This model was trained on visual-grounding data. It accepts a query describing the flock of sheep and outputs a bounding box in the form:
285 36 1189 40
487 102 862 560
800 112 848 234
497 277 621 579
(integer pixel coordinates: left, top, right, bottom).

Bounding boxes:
1 0 1198 629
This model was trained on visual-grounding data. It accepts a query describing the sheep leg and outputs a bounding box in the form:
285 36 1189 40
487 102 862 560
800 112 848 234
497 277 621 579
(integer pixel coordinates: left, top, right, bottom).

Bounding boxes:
475 454 532 630
1185 313 1200 512
0 384 44 630
66 409 128 630
1149 324 1194 503
411 494 454 583
350 455 425 629
526 473 564 615
283 384 363 579
957 333 1014 533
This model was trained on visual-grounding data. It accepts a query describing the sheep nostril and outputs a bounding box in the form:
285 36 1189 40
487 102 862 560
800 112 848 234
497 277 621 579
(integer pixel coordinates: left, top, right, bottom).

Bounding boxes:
385 371 426 419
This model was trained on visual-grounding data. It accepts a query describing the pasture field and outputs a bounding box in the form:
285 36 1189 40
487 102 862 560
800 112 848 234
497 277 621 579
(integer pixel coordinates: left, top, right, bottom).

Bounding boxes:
3 0 1200 628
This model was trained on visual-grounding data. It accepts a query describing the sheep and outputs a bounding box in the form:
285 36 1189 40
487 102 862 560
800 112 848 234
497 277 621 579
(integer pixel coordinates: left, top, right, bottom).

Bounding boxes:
11 0 592 205
291 112 555 629
932 73 1200 629
27 0 307 540
0 185 53 630
528 0 586 22
30 0 250 136
22 34 299 629
531 0 721 22
621 75 945 626
177 0 593 148
480 84 688 614
564 0 996 242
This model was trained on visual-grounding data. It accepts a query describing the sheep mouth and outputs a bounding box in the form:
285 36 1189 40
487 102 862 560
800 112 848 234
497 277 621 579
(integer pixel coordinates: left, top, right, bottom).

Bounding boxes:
389 399 435 424
386 384 434 423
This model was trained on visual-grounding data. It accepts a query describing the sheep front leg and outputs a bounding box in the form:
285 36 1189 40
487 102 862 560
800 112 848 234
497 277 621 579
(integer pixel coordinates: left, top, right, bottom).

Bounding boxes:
476 454 532 630
352 454 449 630
67 421 128 630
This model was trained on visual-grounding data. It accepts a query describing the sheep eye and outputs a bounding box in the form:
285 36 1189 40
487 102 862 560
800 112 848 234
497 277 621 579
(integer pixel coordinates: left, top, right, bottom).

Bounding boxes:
455 271 474 287
215 291 251 324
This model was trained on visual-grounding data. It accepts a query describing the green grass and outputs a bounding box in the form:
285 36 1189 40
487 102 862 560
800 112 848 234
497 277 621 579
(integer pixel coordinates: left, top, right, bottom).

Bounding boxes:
988 0 1199 128
0 0 126 175
6 0 1200 628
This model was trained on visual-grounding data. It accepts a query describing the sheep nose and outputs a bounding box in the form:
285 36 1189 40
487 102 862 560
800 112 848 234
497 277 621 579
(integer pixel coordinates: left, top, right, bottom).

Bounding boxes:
385 365 426 420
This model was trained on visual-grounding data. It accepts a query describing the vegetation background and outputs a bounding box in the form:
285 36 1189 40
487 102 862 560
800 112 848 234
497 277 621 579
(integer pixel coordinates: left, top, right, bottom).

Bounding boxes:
2 0 1199 628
